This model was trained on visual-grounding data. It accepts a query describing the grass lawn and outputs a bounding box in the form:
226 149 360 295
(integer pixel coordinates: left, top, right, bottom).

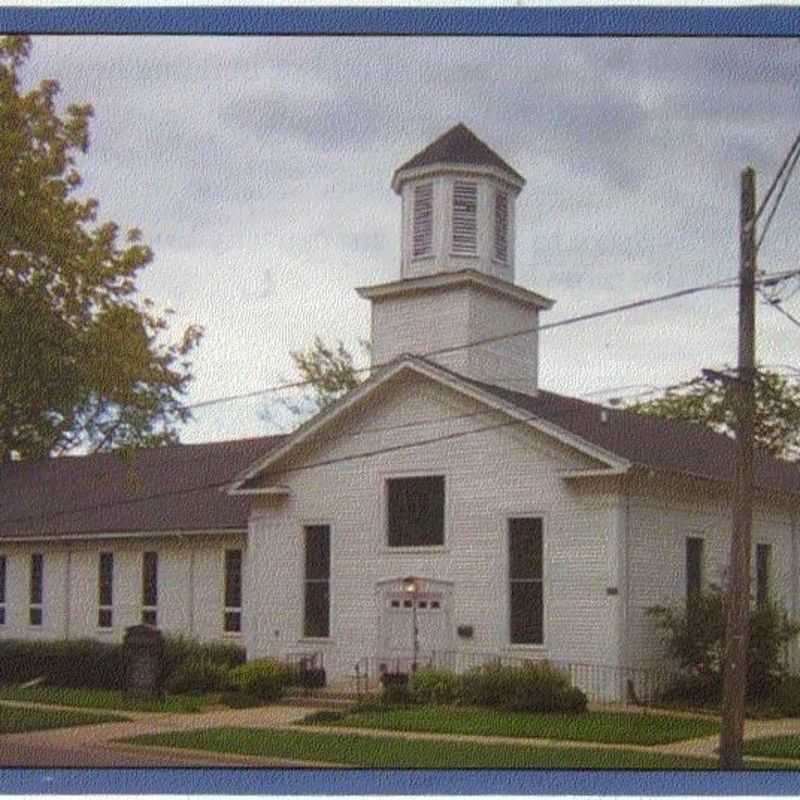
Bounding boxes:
301 706 720 746
0 685 216 714
743 735 800 761
0 705 127 735
123 726 720 769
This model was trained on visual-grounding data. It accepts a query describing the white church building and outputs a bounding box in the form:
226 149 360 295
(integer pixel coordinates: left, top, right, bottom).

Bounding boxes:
1 125 799 700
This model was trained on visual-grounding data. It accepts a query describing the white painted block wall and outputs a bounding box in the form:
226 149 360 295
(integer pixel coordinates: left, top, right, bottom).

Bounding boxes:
246 371 618 686
0 534 247 646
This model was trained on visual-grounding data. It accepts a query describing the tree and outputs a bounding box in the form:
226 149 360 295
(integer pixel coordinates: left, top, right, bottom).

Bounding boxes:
263 337 366 427
626 368 800 460
0 36 202 461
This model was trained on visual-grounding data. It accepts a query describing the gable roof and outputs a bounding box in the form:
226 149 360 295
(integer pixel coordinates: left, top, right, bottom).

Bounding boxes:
0 435 285 540
393 123 524 186
454 369 800 496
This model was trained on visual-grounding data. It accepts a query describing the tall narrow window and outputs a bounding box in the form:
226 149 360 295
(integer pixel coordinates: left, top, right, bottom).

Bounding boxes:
0 555 6 626
509 518 544 644
451 181 478 256
304 525 330 639
98 552 113 628
494 190 509 262
756 543 771 606
412 183 433 257
29 553 43 627
142 551 158 626
224 548 243 633
387 476 445 547
686 537 704 602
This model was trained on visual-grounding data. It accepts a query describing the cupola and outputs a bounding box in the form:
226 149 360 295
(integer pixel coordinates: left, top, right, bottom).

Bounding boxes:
358 124 554 396
391 123 525 283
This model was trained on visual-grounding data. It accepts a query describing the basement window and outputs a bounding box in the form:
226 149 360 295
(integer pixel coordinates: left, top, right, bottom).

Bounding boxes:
387 476 445 547
451 181 478 256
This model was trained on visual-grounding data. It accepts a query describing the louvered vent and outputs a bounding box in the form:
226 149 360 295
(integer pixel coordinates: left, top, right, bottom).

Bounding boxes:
452 181 478 256
412 183 433 257
494 190 508 263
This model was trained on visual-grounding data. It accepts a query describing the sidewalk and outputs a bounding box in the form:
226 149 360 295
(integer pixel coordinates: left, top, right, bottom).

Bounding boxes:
2 698 799 768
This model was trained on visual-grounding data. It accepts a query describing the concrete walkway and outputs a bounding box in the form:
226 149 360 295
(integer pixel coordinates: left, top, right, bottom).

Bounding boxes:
2 698 800 768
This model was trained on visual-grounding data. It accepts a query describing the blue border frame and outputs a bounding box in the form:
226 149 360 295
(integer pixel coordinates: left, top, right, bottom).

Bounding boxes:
1 766 800 794
1 4 799 794
0 6 798 36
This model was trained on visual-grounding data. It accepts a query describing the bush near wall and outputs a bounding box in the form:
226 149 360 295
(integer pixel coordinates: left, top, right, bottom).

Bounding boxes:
408 668 462 706
461 662 588 713
0 639 126 690
0 636 247 693
228 659 294 702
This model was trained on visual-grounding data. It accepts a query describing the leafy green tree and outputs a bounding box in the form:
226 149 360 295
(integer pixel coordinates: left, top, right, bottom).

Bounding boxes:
0 36 202 461
626 368 800 460
648 588 799 703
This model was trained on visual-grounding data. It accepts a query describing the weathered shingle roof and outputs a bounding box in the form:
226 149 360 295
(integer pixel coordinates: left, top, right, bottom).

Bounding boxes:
394 123 524 183
460 372 800 496
0 435 285 540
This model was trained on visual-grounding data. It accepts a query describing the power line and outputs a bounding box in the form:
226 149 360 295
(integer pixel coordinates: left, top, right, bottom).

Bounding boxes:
759 288 800 331
755 127 800 223
186 271 764 414
756 140 800 252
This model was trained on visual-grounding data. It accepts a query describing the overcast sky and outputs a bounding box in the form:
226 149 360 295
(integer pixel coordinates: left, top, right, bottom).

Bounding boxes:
22 36 800 442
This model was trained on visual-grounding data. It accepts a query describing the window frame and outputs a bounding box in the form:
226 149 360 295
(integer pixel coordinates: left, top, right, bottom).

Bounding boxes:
223 547 243 635
302 523 331 640
29 552 43 628
385 474 446 549
450 180 479 257
0 554 6 626
411 182 434 259
141 550 158 626
507 516 545 646
98 551 114 629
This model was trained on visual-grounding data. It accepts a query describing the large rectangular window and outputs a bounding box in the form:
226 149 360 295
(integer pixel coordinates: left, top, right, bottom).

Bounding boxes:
412 182 433 258
509 517 544 644
686 537 704 602
756 543 771 606
29 553 43 627
451 181 478 255
387 476 445 547
142 551 158 626
304 525 330 639
224 548 243 633
0 555 6 626
98 552 113 628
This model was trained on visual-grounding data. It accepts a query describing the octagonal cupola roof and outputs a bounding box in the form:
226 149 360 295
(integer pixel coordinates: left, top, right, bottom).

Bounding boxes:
391 123 525 194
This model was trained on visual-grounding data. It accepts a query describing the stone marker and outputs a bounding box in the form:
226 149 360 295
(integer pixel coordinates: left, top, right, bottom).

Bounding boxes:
123 624 164 696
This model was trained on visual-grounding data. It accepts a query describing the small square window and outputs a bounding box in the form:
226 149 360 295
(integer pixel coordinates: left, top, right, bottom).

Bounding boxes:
29 607 42 627
403 599 413 608
224 611 241 633
431 600 440 609
391 599 400 608
418 601 428 609
98 609 112 628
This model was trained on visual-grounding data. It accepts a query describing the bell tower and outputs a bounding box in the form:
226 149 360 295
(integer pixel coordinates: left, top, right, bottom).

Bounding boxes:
357 124 554 395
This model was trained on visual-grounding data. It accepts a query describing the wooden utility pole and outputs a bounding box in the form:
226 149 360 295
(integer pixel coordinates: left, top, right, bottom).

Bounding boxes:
719 167 757 770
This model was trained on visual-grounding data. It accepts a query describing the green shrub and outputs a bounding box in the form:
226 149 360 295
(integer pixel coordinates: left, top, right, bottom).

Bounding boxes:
649 589 799 703
408 668 462 705
0 639 126 690
228 659 293 702
766 675 800 717
164 656 232 695
461 661 587 713
161 635 245 686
